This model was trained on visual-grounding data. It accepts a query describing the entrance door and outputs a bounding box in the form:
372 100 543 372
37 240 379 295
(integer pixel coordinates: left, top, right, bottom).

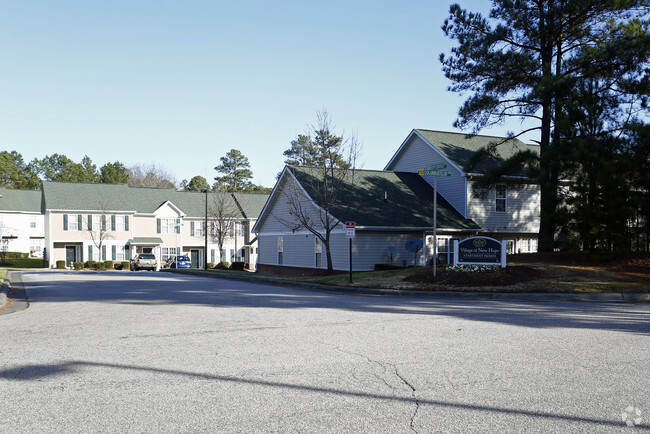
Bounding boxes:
190 249 199 268
65 246 76 265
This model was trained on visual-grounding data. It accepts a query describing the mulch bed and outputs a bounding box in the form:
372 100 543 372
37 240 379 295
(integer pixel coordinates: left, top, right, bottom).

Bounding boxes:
403 265 541 287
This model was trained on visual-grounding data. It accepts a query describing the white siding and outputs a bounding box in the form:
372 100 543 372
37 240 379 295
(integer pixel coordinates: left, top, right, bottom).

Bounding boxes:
387 134 467 217
467 181 540 233
0 212 44 255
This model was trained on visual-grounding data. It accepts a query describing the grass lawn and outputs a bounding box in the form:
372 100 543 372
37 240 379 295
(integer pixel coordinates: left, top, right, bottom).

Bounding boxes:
177 253 650 293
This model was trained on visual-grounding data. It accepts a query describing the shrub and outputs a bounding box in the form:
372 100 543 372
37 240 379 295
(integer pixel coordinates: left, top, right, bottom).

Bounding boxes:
207 263 214 269
104 260 114 269
374 264 404 271
95 262 106 270
230 261 245 271
442 264 500 274
121 261 130 270
56 260 66 268
85 260 97 269
6 252 29 259
216 262 229 269
73 262 84 270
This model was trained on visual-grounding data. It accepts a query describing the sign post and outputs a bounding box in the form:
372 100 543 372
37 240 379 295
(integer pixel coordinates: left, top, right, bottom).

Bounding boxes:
419 164 450 278
345 221 355 283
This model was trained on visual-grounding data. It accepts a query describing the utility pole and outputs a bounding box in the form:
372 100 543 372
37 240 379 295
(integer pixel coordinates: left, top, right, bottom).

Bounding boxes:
202 189 208 270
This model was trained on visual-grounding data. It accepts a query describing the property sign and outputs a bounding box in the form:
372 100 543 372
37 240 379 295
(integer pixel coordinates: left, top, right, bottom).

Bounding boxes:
453 237 507 267
345 221 356 239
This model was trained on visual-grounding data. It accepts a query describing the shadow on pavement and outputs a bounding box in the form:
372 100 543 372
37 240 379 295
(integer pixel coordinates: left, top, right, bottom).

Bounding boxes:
0 359 643 430
16 270 650 335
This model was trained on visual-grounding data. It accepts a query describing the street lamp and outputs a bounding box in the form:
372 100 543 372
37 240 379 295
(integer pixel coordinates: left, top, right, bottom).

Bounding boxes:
201 189 208 270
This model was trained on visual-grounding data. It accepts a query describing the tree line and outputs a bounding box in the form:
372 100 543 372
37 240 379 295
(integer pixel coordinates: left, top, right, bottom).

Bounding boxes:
0 150 272 193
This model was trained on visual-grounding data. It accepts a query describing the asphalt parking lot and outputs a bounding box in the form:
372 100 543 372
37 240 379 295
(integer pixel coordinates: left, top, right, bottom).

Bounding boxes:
1 270 648 432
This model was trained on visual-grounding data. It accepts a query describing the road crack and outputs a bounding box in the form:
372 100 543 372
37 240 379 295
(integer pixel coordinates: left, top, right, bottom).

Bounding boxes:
395 367 420 434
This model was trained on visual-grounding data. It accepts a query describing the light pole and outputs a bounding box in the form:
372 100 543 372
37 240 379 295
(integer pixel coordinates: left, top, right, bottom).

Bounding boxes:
201 189 208 270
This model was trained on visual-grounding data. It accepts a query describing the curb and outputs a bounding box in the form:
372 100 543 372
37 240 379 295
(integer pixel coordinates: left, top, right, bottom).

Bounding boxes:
0 277 7 308
0 271 29 314
161 269 650 302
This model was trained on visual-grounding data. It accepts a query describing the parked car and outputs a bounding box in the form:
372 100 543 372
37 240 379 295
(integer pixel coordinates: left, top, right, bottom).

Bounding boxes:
130 253 158 271
164 255 192 269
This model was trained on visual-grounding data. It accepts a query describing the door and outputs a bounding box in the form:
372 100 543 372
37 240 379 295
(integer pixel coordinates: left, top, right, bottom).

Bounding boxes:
190 249 199 268
65 246 76 265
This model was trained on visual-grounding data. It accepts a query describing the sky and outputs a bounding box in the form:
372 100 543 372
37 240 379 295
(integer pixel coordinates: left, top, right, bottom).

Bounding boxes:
1 0 535 188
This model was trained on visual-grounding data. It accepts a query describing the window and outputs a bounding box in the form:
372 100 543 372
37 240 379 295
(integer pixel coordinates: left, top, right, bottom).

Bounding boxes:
116 215 126 232
315 237 322 268
230 222 242 238
516 238 538 253
115 245 127 261
495 184 507 213
437 238 450 265
29 238 42 254
66 214 80 231
162 247 178 262
506 240 515 254
30 216 37 229
277 237 283 265
160 218 180 234
90 215 101 231
193 221 205 237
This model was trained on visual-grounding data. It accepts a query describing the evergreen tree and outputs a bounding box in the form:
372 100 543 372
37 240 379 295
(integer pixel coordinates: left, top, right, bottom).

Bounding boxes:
214 149 253 192
0 151 40 189
440 0 649 251
100 161 129 184
187 175 210 192
33 154 100 183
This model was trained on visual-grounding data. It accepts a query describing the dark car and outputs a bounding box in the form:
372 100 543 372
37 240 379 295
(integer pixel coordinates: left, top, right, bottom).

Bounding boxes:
130 253 158 271
165 255 192 269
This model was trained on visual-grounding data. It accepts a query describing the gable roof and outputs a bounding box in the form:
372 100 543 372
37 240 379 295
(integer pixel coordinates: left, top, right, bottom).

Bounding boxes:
41 181 268 218
388 129 540 176
280 166 479 230
0 187 42 213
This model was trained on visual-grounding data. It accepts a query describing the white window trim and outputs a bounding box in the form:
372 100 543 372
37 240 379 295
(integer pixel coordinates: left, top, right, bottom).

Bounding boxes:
495 184 507 213
315 237 322 268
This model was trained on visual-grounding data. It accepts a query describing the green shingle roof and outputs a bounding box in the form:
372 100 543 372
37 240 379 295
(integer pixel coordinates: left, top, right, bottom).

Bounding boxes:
233 193 270 219
41 182 269 218
414 129 540 175
288 166 479 230
0 187 42 212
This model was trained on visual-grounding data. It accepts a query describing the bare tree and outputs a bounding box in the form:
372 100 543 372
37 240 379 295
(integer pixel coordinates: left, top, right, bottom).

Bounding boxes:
207 190 242 264
274 111 361 272
84 199 113 262
127 163 176 188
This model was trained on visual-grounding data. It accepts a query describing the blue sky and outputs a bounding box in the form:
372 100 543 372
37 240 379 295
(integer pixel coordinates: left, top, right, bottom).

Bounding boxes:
1 0 533 188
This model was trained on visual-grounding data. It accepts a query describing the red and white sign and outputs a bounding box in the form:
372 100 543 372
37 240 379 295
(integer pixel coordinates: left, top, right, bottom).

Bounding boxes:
345 221 356 239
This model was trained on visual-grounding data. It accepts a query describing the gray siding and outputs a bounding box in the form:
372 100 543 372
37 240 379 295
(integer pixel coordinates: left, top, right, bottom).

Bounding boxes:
256 175 328 235
387 134 467 217
352 232 427 270
467 181 540 233
258 232 344 269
